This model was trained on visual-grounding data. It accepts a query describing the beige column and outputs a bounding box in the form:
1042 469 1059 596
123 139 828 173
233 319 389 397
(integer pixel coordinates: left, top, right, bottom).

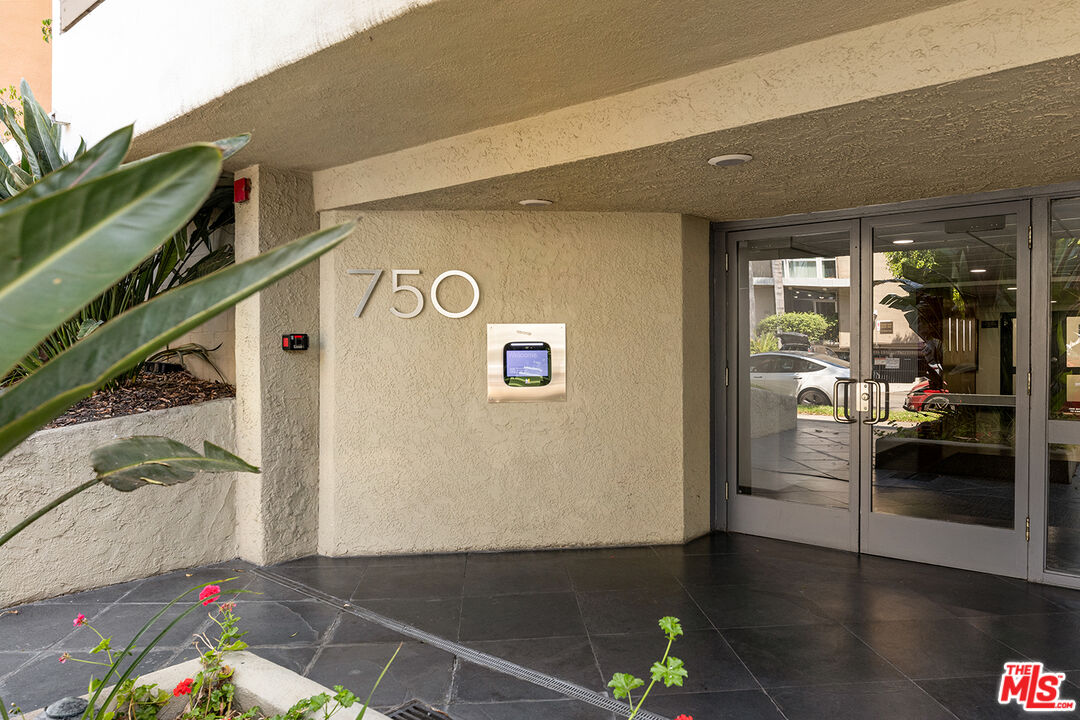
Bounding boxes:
232 165 321 565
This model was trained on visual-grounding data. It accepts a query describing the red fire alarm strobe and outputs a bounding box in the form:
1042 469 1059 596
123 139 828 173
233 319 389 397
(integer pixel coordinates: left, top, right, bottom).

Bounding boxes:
234 177 251 203
282 334 309 351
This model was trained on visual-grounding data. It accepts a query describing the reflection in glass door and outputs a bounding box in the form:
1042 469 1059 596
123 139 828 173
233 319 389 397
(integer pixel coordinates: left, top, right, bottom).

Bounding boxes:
730 221 859 551
860 204 1030 577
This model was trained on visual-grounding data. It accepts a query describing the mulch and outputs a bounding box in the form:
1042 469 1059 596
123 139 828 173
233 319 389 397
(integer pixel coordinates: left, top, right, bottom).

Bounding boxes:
43 370 236 429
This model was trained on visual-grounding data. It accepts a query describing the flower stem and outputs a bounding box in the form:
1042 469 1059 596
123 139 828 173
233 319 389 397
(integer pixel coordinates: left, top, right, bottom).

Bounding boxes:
0 478 101 549
628 637 673 720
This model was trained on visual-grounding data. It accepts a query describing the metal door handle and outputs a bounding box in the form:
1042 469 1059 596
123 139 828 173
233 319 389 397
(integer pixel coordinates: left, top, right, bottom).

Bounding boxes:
863 380 891 425
832 379 856 424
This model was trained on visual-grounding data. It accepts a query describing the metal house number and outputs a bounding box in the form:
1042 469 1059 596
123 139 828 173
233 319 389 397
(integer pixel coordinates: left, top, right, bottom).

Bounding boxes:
347 269 480 319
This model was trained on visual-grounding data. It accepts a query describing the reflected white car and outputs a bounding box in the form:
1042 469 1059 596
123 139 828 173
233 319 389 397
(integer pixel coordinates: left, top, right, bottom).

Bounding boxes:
748 352 851 405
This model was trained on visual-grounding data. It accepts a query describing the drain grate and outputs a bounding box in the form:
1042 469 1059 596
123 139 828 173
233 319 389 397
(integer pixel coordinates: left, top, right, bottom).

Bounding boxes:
250 568 667 720
386 700 452 719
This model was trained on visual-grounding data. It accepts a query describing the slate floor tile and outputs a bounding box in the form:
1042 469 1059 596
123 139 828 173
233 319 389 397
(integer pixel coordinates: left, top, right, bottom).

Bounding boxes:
459 592 585 641
644 689 787 719
577 587 712 636
306 642 454 709
768 680 955 720
332 597 460 643
352 565 465 601
848 617 1023 679
591 629 757 694
918 675 1039 719
234 601 340 647
564 557 679 592
797 579 957 623
270 563 366 600
0 652 33 681
454 636 601 702
59 602 209 651
243 646 317 675
966 611 1080 671
687 583 828 628
463 554 571 596
0 604 82 652
446 698 616 719
126 567 248 603
722 624 904 687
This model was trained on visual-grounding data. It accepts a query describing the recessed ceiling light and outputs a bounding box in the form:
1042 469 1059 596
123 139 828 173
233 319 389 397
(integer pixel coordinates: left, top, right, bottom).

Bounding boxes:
1007 287 1018 291
892 239 915 245
971 268 987 273
707 153 753 167
518 199 553 207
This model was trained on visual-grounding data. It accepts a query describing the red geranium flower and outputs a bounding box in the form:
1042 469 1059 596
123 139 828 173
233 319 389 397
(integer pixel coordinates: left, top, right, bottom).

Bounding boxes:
73 614 86 627
173 678 194 696
673 715 693 720
198 585 221 606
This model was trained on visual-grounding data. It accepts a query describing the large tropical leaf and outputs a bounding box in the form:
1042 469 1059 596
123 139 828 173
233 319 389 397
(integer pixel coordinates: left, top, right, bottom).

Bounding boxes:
0 126 132 216
20 80 64 175
0 222 355 457
0 144 223 377
92 437 258 492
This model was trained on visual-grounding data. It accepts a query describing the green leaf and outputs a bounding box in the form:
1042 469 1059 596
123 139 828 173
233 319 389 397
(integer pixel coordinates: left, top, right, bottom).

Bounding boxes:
649 655 688 688
0 143 223 378
0 126 132 216
0 222 354 457
606 672 644 700
20 80 63 175
91 437 259 492
212 134 251 160
658 616 683 640
90 636 111 654
88 678 102 693
76 318 102 340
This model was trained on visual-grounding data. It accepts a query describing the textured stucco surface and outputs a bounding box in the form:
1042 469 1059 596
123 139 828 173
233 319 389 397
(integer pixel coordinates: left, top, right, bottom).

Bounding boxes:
318 211 710 555
0 400 237 608
313 0 1080 212
233 166 322 565
78 0 962 171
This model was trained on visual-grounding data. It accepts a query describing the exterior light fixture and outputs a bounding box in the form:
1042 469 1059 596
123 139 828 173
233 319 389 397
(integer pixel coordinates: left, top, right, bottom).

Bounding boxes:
1007 287 1018 291
707 154 753 167
518 199 553 207
892 239 914 245
971 268 987 273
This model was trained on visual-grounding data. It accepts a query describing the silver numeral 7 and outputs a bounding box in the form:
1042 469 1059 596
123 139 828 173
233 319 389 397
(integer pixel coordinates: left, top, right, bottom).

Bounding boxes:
346 269 384 317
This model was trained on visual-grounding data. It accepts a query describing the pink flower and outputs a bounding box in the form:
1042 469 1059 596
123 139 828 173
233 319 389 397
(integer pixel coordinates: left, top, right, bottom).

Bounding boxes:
173 678 194 696
198 585 221 606
219 602 236 613
58 653 71 664
73 614 86 627
673 716 693 720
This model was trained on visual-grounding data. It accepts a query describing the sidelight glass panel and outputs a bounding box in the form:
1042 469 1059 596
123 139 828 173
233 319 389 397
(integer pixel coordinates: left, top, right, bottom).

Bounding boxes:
1049 197 1080 420
739 229 852 508
870 215 1018 527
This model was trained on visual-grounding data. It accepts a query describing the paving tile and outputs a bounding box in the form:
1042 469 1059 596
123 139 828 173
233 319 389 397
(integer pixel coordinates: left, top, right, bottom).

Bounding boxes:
59 602 210 651
446 698 616 719
306 642 454 709
459 592 585 641
244 646 317 675
565 557 673 591
722 624 904 687
30 580 141 606
687 583 829 629
125 566 249 604
797 579 957 623
966 612 1080 671
0 649 174 713
233 601 340 647
363 553 467 571
591 629 757 694
643 689 787 719
577 587 712 636
667 553 789 589
355 597 461 640
918 675 1039 719
651 533 744 559
768 680 955 720
352 565 465 601
0 651 34 681
463 553 571 596
0 604 83 652
273 555 369 570
270 563 366 601
454 636 601 702
848 617 1023 679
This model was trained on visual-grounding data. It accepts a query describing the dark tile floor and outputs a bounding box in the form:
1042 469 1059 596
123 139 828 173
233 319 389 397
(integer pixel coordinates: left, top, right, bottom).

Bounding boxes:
3 533 1080 719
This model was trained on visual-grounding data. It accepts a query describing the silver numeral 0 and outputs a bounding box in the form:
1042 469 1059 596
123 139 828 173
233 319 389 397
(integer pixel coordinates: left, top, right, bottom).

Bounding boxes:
431 270 480 318
346 269 480 319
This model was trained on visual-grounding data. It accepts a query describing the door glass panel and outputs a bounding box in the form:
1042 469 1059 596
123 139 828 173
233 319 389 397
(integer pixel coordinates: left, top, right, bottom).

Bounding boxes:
870 214 1018 527
739 229 852 508
1049 197 1080 420
1047 444 1080 574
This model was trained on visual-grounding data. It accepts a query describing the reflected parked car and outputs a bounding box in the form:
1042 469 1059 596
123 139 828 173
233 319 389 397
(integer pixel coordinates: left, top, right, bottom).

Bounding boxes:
748 352 850 405
903 377 952 411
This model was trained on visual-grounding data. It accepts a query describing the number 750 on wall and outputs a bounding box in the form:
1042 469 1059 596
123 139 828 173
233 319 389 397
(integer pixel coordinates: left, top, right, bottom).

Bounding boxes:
346 269 480 319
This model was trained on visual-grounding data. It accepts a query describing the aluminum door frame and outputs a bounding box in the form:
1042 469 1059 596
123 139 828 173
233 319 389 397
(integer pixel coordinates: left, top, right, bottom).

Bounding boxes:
726 219 861 552
858 201 1031 578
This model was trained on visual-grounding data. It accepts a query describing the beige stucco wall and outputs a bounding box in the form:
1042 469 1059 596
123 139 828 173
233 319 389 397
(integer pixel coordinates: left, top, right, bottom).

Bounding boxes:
0 400 237 608
318 210 710 555
1 0 51 110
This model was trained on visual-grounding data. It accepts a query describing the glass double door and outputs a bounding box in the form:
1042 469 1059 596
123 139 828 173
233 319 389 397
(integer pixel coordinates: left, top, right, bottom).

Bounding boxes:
729 203 1031 577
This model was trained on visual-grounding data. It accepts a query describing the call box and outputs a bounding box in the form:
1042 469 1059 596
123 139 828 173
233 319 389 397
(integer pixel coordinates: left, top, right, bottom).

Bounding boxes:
487 324 566 402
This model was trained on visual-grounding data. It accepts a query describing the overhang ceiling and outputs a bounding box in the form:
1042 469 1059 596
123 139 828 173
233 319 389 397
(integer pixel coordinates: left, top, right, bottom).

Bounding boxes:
347 55 1080 221
128 0 963 171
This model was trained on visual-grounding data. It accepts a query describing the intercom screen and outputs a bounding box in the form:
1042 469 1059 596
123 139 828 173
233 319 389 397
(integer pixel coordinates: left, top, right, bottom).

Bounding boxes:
505 350 549 378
